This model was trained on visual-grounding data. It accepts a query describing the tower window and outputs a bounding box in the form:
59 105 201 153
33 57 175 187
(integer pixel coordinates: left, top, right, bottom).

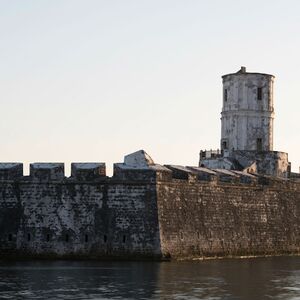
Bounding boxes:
8 233 12 242
122 235 126 243
224 89 228 102
257 87 262 100
27 233 31 242
46 234 50 242
65 234 69 243
257 138 262 151
103 235 107 243
85 234 88 243
222 141 228 150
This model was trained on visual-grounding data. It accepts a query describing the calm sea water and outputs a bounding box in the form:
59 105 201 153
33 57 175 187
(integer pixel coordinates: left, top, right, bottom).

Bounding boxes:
0 257 299 300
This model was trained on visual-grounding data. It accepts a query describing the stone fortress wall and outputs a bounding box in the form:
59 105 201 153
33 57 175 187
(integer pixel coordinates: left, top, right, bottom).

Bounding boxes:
1 150 300 260
156 167 300 259
0 158 161 259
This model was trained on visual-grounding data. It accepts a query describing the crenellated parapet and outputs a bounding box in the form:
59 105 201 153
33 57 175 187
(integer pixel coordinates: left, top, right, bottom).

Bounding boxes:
0 149 296 185
0 162 107 182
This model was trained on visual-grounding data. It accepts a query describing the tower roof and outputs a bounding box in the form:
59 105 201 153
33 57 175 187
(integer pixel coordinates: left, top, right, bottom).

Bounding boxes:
222 66 275 79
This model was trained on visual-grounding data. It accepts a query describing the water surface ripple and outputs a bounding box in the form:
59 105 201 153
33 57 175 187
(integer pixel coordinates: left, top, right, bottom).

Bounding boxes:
0 257 299 299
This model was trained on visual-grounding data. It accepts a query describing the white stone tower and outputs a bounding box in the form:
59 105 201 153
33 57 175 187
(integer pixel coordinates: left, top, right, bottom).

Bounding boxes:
221 67 275 153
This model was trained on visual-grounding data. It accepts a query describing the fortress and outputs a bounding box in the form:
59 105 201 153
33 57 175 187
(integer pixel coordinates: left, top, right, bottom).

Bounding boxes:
1 67 300 260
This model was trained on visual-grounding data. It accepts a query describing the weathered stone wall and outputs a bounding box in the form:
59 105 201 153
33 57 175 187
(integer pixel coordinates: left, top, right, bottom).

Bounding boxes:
0 178 161 259
156 177 300 259
1 153 300 261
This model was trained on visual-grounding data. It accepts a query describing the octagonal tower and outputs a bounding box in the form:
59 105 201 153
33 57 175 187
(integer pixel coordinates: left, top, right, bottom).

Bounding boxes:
221 66 275 153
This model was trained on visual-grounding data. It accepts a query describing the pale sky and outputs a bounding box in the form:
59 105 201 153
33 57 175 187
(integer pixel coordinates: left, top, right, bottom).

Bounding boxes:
1 0 300 175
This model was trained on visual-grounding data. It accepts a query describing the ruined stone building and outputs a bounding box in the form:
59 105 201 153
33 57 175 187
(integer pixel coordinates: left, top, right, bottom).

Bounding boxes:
200 67 290 178
0 68 300 260
222 66 274 152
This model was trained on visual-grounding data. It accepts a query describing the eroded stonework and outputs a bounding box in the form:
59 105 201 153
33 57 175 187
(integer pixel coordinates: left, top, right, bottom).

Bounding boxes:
200 67 290 178
0 150 300 260
221 67 274 152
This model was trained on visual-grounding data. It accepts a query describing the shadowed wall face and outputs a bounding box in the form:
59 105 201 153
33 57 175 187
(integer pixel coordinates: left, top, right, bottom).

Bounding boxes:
0 178 161 258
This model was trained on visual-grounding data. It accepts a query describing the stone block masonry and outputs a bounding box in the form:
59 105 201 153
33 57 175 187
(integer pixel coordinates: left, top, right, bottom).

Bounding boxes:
0 157 162 259
156 178 300 259
0 150 300 260
0 179 161 259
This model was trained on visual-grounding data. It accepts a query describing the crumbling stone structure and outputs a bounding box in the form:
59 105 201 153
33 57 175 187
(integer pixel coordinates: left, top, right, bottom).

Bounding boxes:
221 66 274 152
200 67 291 178
1 150 300 260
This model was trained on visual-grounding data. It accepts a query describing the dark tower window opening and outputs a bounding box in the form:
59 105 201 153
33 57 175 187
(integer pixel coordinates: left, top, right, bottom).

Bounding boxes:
257 138 263 151
65 234 69 243
27 233 31 242
122 235 126 243
103 235 107 243
46 234 50 242
8 233 12 242
224 89 228 102
257 87 262 100
85 234 88 243
222 140 228 150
